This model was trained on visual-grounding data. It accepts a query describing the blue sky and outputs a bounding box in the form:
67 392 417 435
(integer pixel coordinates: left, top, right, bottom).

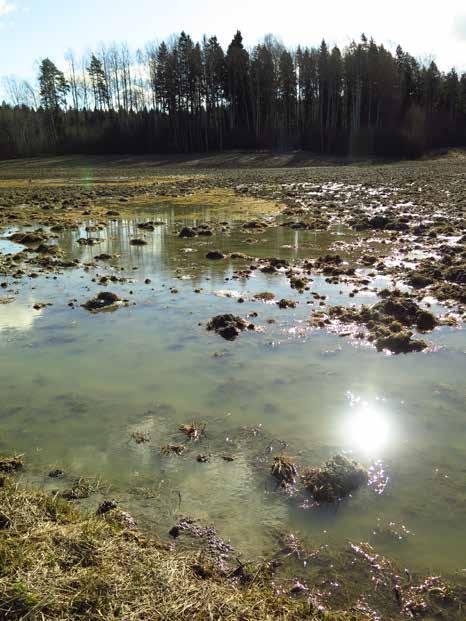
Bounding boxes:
1 0 465 85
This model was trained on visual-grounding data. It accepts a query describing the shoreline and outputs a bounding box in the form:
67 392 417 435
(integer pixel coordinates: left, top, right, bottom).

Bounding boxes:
0 468 464 620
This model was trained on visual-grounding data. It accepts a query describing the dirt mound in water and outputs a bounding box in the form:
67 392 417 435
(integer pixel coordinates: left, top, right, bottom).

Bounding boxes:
270 453 367 503
302 454 368 502
206 250 226 260
82 291 125 312
311 289 438 354
206 314 253 340
8 231 46 245
406 252 466 304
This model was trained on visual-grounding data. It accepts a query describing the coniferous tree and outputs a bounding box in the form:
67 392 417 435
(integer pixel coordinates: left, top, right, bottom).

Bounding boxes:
1 31 464 158
87 55 110 110
225 31 252 139
39 59 69 110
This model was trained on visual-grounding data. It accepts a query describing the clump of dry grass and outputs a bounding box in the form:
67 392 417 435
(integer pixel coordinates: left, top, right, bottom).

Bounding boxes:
0 469 463 621
161 443 186 456
301 454 367 503
271 456 298 486
178 421 206 442
131 430 151 444
0 479 339 620
0 455 24 474
60 477 105 500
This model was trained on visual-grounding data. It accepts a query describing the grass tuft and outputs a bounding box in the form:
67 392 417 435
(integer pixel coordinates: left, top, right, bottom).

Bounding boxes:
0 480 338 620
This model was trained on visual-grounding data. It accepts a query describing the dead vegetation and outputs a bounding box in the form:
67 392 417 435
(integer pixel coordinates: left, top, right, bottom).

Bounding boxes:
178 421 206 442
131 430 151 444
301 454 368 503
0 477 463 620
0 479 345 621
0 455 24 474
161 444 186 456
271 456 298 486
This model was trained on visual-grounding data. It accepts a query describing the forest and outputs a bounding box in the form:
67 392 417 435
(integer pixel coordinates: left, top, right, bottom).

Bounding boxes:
1 31 465 159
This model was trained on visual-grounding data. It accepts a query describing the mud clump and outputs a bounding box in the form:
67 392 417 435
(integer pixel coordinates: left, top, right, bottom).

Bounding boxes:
415 310 438 332
96 500 137 529
96 500 118 515
350 214 409 232
277 298 297 309
169 517 234 558
131 431 150 444
8 231 45 245
196 224 214 236
35 243 60 255
314 289 438 354
76 237 102 246
137 222 155 231
179 226 197 238
206 250 226 260
0 455 24 473
82 291 124 312
161 444 186 456
289 274 310 290
254 291 275 302
444 264 466 284
242 220 267 230
179 421 205 441
374 331 426 354
302 454 367 503
48 468 65 478
406 257 466 304
314 254 355 278
206 314 252 340
60 478 98 500
373 290 437 329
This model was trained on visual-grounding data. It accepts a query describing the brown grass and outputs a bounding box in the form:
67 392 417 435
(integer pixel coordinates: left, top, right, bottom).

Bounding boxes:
0 478 358 620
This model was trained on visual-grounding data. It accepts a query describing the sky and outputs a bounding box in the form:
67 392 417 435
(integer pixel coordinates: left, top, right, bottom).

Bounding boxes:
1 0 465 87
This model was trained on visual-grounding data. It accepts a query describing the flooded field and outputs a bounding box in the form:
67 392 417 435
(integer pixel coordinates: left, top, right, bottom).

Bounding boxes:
0 157 465 605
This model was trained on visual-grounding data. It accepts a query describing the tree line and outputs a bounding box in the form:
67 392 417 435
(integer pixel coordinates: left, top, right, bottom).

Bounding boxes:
1 31 465 159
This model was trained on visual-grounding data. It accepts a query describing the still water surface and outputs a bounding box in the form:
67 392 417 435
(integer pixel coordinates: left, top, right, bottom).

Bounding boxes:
0 201 465 574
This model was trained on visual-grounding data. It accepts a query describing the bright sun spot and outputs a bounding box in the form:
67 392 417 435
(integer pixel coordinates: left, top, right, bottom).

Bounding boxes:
345 401 391 457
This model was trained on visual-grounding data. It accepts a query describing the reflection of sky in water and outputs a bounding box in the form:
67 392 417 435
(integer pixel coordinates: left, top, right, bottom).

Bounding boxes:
0 300 43 333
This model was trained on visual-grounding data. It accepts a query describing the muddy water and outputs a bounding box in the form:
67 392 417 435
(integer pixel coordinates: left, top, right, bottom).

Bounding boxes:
0 201 465 575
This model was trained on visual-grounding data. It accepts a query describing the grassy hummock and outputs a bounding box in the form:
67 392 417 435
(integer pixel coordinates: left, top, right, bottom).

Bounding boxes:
0 478 341 620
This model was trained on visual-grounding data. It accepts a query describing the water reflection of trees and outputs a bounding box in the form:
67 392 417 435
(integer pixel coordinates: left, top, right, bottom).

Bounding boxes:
55 206 339 288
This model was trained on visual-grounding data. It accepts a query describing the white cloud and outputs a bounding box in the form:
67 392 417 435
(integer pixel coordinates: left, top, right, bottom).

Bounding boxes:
454 15 466 41
0 1 15 17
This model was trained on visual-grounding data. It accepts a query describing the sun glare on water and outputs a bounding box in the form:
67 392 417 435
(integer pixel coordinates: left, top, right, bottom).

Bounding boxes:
344 393 392 457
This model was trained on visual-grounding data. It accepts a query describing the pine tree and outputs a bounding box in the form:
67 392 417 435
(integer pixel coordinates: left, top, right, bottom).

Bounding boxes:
225 31 252 137
87 55 110 110
39 59 69 110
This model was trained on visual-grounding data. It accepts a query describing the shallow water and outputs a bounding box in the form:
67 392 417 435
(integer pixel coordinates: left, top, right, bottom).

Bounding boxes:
1 201 465 575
